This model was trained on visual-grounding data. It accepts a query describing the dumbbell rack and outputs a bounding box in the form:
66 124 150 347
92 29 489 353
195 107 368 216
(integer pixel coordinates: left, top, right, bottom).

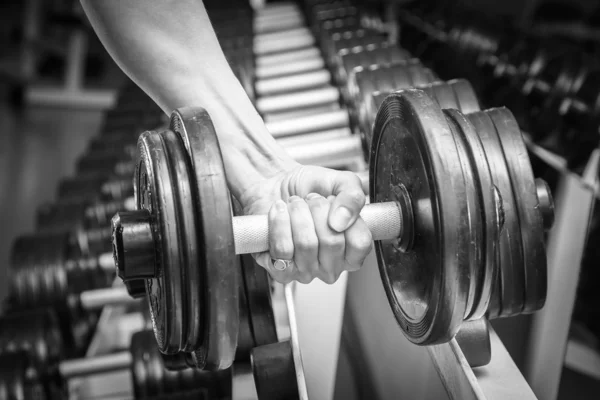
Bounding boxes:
392 4 600 400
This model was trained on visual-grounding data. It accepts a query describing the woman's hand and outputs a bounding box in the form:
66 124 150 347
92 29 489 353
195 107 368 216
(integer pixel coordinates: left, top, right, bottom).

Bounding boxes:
240 164 373 285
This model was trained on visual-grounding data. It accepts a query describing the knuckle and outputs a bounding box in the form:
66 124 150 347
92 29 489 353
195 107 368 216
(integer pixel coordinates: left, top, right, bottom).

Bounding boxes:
321 234 345 251
350 232 373 253
295 234 318 251
272 241 293 257
322 274 337 285
345 189 366 208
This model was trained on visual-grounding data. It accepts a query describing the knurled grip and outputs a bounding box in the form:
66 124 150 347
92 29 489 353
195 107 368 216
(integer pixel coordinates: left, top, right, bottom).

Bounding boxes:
232 202 402 254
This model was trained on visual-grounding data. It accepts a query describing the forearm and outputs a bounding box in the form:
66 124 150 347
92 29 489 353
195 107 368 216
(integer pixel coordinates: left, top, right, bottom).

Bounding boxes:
80 0 297 198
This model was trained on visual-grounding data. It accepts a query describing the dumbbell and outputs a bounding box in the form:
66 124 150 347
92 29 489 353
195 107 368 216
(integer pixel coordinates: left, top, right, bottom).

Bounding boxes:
0 329 231 400
56 173 134 203
255 34 393 116
252 63 541 321
37 197 136 232
7 233 130 312
110 101 553 368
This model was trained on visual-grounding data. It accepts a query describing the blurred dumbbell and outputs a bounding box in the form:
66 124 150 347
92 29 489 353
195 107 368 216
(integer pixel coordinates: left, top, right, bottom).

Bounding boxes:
0 329 230 400
37 196 135 232
56 173 133 203
8 233 120 313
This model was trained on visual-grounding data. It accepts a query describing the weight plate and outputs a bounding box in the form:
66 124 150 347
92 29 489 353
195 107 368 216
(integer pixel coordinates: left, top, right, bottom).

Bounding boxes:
0 308 65 369
370 90 470 344
421 79 481 113
466 111 525 318
487 108 547 313
350 62 435 154
237 257 255 361
241 254 278 347
170 108 238 370
0 352 49 400
445 109 498 320
135 129 189 354
442 110 484 320
251 340 299 400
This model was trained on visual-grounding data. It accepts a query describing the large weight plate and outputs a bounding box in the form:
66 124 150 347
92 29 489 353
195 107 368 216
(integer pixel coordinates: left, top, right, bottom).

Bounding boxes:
349 61 436 155
170 108 238 370
442 111 483 320
135 129 194 354
487 108 547 313
370 90 471 344
466 111 526 318
444 109 499 320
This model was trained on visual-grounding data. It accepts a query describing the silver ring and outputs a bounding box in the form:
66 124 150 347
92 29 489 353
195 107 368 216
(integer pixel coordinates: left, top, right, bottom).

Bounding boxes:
272 258 293 271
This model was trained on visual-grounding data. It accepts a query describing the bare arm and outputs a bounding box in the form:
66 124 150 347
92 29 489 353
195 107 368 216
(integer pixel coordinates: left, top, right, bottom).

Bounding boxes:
80 0 296 199
81 0 373 284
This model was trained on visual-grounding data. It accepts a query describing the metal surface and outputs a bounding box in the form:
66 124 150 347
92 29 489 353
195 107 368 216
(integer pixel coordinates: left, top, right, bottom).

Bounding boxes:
429 326 537 400
79 286 139 310
60 352 133 378
256 56 326 80
256 69 332 96
257 86 340 115
525 150 599 400
266 109 349 138
285 283 309 400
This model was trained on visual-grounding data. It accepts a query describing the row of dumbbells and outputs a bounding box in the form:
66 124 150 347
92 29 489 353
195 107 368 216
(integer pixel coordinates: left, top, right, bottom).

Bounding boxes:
0 2 328 399
396 1 600 169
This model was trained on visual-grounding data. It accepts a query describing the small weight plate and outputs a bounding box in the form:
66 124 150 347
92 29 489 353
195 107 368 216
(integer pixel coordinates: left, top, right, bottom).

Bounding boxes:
170 108 238 370
487 108 547 313
136 129 192 354
370 89 471 344
444 109 499 320
466 111 525 318
241 254 278 347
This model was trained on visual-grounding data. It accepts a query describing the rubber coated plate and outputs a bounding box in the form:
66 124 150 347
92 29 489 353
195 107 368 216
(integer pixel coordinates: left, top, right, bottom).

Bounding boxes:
443 110 492 320
487 108 547 313
136 129 198 354
421 79 481 113
445 109 499 320
370 89 470 344
170 108 238 370
241 254 278 347
237 256 255 361
466 111 525 318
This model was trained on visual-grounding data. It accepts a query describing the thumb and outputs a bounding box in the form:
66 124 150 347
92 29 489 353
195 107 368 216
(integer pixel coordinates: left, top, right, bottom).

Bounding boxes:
327 171 366 232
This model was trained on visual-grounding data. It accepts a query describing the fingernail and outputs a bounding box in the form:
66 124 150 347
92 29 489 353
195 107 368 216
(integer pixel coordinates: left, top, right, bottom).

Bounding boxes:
306 193 321 200
330 206 352 231
287 196 301 203
275 199 287 212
